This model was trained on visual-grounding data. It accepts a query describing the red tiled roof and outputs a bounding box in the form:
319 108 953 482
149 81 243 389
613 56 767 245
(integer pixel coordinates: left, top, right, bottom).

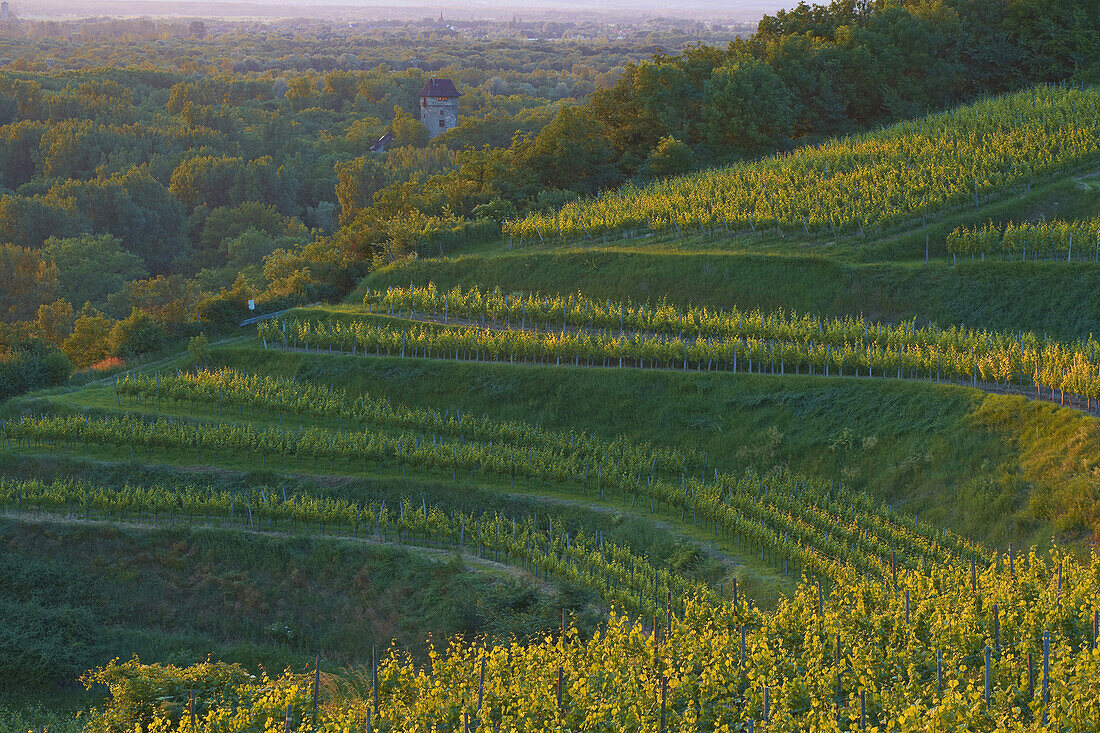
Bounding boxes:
418 78 460 98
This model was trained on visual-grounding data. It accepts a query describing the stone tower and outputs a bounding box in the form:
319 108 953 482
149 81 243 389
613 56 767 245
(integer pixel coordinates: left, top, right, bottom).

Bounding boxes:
418 78 460 139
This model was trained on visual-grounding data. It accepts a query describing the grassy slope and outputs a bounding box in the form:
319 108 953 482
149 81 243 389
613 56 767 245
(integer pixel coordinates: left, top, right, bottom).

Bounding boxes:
325 165 1100 552
5 381 791 607
206 346 1100 547
0 449 748 600
364 250 1100 339
365 176 1100 339
0 514 565 695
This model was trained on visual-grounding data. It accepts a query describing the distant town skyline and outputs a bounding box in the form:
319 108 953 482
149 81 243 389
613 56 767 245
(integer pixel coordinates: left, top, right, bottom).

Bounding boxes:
3 0 785 22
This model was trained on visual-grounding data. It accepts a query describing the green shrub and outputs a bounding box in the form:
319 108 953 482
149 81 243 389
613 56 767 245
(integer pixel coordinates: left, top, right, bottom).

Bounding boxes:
109 310 168 360
0 338 70 401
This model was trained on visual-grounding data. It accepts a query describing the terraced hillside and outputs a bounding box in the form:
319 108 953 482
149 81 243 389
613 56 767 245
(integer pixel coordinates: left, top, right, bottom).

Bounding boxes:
7 322 1100 728
367 86 1100 342
7 84 1100 731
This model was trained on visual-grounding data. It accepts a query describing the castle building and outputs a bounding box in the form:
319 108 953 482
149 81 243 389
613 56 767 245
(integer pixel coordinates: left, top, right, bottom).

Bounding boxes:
418 78 460 138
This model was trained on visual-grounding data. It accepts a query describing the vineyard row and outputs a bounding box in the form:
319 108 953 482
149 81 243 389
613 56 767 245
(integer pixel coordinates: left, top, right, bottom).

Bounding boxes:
947 217 1100 261
0 476 706 617
262 312 1100 406
91 545 1100 733
504 86 1100 243
113 367 702 479
1 412 983 583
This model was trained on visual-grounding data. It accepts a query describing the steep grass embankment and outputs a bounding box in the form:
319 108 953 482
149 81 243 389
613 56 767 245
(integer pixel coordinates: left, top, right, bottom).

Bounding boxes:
0 515 561 694
363 252 1100 341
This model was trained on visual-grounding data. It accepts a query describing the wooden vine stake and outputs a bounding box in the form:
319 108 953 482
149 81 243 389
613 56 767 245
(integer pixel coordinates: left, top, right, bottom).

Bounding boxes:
659 675 668 733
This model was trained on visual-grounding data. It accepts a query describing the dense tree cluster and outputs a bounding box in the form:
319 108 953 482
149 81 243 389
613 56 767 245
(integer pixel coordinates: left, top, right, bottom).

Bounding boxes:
0 28 633 382
590 0 1100 169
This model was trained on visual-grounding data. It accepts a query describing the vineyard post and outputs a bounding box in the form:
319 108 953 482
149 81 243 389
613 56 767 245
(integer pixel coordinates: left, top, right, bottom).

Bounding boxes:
659 675 668 733
365 708 371 733
936 649 942 692
285 704 292 733
763 685 769 722
740 626 746 668
1042 633 1049 725
983 645 991 711
477 655 485 712
835 635 842 698
993 604 1000 653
